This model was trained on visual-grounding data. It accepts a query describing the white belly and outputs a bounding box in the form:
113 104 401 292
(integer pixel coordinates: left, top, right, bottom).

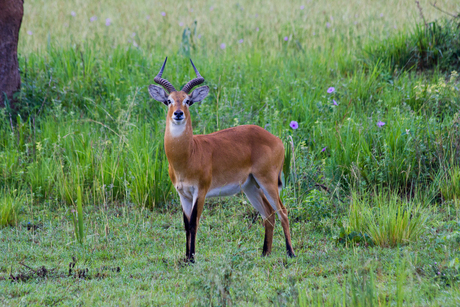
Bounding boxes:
206 177 251 198
177 177 250 218
206 184 242 198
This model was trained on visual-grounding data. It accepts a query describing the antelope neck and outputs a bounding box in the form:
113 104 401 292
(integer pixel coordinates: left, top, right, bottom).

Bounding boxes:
164 118 195 170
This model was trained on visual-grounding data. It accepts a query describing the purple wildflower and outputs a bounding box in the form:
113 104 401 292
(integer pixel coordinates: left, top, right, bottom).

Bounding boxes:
377 121 386 127
161 12 166 16
220 43 226 49
284 36 288 41
380 13 384 17
198 34 202 39
105 18 111 26
290 121 299 130
210 6 214 11
71 11 76 17
326 22 331 28
327 87 335 93
321 147 327 152
437 272 441 275
300 5 305 10
179 22 184 27
90 16 97 22
238 39 244 43
27 31 33 35
333 99 338 106
256 27 259 32
146 15 150 20
131 32 136 38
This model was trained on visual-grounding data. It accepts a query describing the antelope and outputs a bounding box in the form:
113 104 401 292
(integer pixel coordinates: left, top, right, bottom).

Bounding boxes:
148 57 295 262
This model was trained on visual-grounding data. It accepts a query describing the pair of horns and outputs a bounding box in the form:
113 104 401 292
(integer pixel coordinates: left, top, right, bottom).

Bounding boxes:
153 57 204 94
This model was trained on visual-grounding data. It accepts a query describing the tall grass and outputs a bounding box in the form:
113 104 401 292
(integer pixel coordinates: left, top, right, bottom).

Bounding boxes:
2 47 459 208
364 18 460 72
0 189 26 227
70 185 85 244
0 0 457 209
345 191 430 247
441 166 460 201
1 93 171 208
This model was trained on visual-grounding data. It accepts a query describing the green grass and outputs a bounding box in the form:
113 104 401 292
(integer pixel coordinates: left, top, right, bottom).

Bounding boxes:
1 201 460 305
1 0 460 305
0 189 26 228
363 18 460 72
344 191 431 247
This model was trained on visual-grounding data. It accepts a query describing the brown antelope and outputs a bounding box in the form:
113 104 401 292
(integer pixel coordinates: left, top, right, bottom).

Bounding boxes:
148 57 295 262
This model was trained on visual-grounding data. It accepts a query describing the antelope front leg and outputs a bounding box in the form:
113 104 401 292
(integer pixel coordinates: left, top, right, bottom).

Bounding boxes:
181 190 207 263
180 194 195 261
188 192 206 262
182 212 191 260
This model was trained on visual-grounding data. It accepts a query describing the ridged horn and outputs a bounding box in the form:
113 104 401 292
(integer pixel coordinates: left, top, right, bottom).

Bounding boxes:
181 59 205 94
154 57 176 93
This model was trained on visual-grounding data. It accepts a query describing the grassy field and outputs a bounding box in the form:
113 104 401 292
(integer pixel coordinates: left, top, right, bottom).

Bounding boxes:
1 0 460 305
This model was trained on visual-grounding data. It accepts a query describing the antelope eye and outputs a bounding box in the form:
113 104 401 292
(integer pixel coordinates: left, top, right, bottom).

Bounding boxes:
167 99 172 105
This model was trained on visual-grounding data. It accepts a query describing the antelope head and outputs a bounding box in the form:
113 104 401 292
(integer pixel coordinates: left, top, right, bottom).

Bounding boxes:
148 57 209 136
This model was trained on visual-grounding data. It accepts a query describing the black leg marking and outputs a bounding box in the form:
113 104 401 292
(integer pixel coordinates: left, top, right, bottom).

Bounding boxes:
262 235 270 257
183 212 191 259
188 201 199 263
285 237 296 258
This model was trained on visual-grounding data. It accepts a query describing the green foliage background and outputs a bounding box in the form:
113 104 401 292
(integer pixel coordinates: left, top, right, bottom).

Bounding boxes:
1 0 460 305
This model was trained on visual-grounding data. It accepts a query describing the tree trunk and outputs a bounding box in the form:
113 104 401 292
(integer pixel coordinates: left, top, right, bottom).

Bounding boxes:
0 0 23 109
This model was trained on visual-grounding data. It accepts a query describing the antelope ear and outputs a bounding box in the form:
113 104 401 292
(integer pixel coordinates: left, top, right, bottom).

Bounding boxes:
188 86 209 105
148 85 169 105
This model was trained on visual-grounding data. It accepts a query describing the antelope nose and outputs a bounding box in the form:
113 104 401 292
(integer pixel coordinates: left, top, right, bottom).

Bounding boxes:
174 110 184 119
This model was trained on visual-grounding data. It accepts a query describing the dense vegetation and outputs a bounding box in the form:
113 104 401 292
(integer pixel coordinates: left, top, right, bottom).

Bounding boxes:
1 0 460 305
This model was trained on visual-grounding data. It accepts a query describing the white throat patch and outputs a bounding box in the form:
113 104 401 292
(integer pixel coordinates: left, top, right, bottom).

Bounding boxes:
169 120 186 137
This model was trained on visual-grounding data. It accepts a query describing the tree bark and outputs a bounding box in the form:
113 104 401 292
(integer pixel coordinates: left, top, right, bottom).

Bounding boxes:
0 0 23 109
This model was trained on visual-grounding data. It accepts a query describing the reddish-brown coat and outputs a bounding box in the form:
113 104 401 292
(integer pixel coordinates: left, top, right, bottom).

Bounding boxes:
163 90 295 261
